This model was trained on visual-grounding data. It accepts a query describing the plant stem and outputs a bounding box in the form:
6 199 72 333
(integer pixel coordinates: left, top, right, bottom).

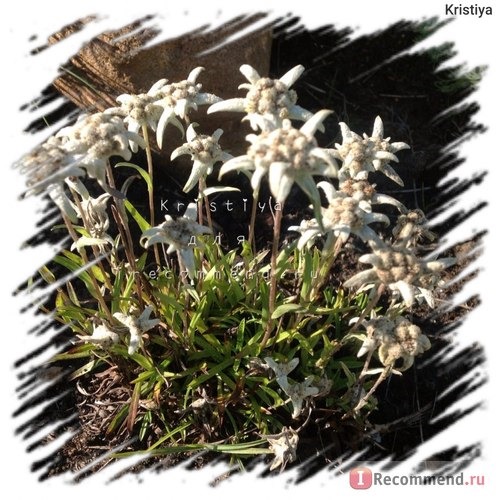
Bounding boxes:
142 126 161 266
344 365 392 418
248 190 259 252
199 178 214 234
106 163 145 308
260 204 283 349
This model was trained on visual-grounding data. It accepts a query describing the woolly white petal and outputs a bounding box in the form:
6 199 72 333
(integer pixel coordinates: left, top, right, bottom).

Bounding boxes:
212 128 224 141
372 116 384 139
187 66 204 84
171 144 192 161
179 248 196 278
300 109 332 137
183 202 198 221
279 64 305 88
344 269 379 288
390 141 410 153
418 287 436 308
317 181 337 204
268 162 289 200
207 98 246 115
239 64 261 84
288 104 313 123
47 184 78 222
186 123 198 142
219 155 253 178
393 280 416 307
156 109 184 149
375 151 399 163
250 167 265 194
378 163 404 186
148 78 168 94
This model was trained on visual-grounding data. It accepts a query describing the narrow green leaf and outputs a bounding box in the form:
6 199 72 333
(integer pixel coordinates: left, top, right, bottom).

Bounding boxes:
124 199 151 232
38 265 56 284
271 303 305 319
68 359 99 380
187 358 233 390
115 162 152 191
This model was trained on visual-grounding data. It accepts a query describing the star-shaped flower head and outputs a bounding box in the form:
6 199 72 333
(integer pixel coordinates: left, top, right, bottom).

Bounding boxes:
208 64 314 132
149 67 221 148
105 79 183 152
219 111 337 209
344 245 456 308
289 180 390 249
113 305 160 355
356 316 431 371
281 376 319 419
16 136 86 221
264 356 299 393
171 124 233 193
17 136 84 196
331 116 410 186
262 427 299 472
57 112 145 190
66 179 114 251
140 203 212 279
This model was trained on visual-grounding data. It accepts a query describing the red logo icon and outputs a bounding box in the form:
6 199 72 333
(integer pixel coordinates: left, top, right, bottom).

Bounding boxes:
349 467 373 489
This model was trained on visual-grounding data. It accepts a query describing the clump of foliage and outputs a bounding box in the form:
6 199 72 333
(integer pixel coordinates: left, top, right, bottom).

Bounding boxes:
16 64 456 472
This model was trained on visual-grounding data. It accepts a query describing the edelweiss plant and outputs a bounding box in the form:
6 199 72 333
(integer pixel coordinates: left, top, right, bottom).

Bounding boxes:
18 63 458 474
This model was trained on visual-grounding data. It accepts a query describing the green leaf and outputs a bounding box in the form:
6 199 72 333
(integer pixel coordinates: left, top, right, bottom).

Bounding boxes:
271 303 305 319
187 358 233 390
339 361 357 385
106 404 129 435
124 199 151 232
38 265 56 284
147 421 192 451
115 162 152 191
233 319 246 371
68 359 99 380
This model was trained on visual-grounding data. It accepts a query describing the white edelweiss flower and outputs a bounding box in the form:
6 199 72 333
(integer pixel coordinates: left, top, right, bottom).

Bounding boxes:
288 180 389 249
208 64 315 132
264 356 299 393
343 245 456 308
219 111 337 205
171 124 233 193
113 305 160 355
17 136 86 216
105 85 176 152
331 116 410 186
77 321 121 347
281 376 319 419
262 426 299 472
359 316 431 371
57 112 145 189
140 203 212 278
67 180 114 251
150 67 221 149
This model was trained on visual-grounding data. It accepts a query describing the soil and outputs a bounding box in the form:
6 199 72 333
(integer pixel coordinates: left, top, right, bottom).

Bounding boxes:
14 14 486 483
